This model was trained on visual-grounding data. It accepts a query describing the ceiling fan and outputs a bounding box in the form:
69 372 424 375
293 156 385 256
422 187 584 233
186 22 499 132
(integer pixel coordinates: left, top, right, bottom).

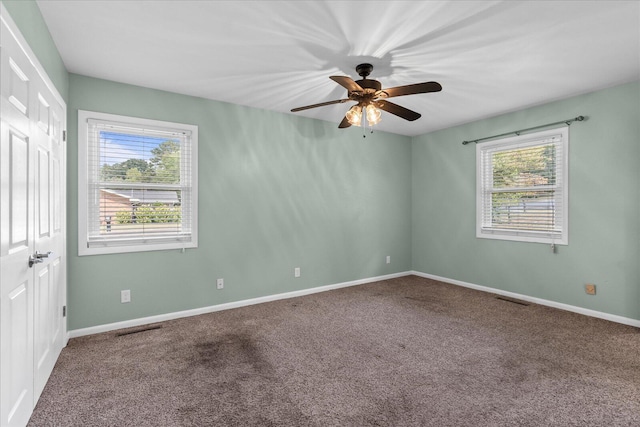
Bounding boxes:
291 63 442 129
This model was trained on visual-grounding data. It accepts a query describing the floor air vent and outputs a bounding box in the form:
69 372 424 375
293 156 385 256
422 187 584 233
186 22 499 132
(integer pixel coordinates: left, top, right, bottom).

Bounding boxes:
496 296 529 306
116 325 163 336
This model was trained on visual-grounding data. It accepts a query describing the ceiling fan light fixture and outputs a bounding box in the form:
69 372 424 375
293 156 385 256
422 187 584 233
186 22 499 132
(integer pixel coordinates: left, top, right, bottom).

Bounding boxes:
345 105 363 126
366 104 382 126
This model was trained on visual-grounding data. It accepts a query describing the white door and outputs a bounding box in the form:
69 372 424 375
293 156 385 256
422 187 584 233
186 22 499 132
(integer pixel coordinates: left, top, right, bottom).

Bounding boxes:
0 8 67 427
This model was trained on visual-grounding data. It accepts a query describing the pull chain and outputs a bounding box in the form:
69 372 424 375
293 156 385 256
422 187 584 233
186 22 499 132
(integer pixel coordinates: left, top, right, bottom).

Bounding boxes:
362 108 367 138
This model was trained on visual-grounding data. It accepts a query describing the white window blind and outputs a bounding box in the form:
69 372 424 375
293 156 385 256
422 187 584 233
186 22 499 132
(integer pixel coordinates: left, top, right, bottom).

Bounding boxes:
476 127 568 245
78 111 198 255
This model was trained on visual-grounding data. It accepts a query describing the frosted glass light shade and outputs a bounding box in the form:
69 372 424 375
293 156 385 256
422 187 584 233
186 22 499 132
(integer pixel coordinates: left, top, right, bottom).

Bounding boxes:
346 105 363 126
366 105 382 125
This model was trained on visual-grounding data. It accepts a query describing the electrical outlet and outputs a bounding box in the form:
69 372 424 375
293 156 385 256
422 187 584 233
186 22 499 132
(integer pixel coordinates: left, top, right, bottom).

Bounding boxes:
294 267 301 278
121 290 131 303
217 278 224 290
386 255 391 264
585 283 596 295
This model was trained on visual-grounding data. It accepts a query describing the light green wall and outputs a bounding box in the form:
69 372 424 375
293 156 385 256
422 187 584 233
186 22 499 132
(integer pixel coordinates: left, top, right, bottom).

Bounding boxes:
412 81 640 321
2 0 69 100
68 74 413 330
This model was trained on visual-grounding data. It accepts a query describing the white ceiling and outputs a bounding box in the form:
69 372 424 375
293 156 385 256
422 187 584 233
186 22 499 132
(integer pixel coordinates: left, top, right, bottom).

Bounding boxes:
37 0 640 137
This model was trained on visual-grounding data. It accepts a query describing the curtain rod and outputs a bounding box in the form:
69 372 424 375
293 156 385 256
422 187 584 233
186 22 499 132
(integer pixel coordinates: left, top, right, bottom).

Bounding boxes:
462 116 586 145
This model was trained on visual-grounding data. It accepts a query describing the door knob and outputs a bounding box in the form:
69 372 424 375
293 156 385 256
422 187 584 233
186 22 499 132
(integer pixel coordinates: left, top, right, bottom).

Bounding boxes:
28 251 52 268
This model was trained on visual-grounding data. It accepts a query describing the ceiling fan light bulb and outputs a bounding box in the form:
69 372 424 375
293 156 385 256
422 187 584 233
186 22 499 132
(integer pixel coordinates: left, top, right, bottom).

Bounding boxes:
346 105 362 126
366 105 382 126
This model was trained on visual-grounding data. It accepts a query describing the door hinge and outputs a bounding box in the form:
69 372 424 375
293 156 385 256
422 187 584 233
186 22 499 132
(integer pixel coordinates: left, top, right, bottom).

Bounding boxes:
62 305 66 317
63 130 67 142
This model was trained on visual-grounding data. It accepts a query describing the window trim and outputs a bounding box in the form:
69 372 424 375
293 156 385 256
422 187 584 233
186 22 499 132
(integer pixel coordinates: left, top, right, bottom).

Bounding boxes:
78 110 198 256
476 127 569 245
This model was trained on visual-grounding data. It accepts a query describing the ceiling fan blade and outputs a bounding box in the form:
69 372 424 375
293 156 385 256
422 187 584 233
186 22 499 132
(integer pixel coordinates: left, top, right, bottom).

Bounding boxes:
377 81 442 98
330 76 364 93
291 99 349 112
338 116 352 128
375 100 422 121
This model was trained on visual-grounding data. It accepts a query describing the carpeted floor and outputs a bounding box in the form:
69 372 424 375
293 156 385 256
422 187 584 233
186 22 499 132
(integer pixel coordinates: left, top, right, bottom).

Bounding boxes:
28 275 640 426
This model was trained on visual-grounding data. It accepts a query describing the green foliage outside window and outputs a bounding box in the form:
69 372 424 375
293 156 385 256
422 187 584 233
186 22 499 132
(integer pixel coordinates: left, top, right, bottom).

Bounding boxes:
490 144 557 230
115 210 132 224
491 144 555 206
101 140 180 184
114 205 181 225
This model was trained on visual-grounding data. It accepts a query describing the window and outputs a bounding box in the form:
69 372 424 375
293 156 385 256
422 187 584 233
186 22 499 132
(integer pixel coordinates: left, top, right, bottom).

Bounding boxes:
476 127 568 245
78 110 197 255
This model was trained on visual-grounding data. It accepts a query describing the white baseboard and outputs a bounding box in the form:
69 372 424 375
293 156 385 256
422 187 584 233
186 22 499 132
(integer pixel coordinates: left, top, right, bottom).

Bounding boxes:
68 271 412 338
411 271 640 328
69 270 639 338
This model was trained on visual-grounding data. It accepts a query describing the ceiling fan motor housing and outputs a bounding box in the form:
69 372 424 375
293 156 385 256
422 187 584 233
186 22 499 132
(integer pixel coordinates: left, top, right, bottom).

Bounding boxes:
354 63 381 92
355 79 382 91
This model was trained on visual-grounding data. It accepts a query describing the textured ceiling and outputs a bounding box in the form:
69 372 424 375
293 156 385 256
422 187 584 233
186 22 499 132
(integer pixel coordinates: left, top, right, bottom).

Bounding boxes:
37 0 640 136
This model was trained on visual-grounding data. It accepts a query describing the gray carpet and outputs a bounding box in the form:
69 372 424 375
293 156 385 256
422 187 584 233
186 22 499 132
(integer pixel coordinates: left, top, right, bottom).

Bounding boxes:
28 275 640 426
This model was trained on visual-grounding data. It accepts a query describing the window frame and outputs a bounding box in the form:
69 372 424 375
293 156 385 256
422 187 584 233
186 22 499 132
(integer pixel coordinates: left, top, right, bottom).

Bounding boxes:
78 110 198 256
476 127 569 245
